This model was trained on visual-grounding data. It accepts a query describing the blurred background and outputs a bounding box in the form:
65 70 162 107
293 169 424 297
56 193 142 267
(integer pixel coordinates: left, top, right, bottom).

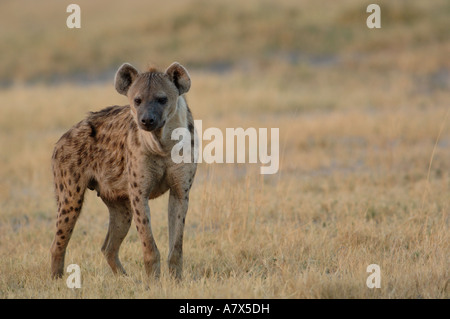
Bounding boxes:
0 0 448 88
0 0 448 298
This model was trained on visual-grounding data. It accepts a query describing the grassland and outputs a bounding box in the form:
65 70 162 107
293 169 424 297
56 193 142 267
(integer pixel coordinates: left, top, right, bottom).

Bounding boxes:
0 0 449 298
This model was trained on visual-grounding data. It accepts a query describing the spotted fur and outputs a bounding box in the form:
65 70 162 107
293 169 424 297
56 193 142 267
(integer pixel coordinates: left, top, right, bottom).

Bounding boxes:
50 62 197 280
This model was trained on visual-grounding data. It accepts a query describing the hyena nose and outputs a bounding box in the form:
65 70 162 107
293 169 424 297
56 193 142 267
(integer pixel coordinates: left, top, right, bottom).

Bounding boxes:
140 115 157 131
141 117 154 126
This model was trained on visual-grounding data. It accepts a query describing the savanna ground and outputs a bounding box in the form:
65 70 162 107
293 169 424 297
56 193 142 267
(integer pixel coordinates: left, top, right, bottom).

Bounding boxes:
0 0 448 298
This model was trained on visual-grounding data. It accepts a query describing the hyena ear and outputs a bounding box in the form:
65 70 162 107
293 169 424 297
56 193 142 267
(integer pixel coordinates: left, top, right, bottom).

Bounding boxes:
165 62 191 95
115 63 139 96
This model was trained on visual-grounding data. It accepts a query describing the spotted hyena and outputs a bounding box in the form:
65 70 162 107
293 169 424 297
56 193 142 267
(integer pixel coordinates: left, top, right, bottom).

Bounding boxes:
50 62 197 280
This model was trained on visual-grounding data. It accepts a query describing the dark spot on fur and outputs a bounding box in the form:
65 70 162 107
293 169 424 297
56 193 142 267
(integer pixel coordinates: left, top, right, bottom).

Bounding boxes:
59 184 64 191
57 229 63 235
64 217 69 223
69 164 76 176
89 122 97 139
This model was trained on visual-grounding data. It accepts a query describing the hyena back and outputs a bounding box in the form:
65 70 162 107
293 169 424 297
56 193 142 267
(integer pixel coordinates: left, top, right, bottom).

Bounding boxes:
50 62 197 280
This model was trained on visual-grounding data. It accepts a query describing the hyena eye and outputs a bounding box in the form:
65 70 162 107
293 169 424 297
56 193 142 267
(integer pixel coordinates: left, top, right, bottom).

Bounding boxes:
134 97 142 106
157 97 168 105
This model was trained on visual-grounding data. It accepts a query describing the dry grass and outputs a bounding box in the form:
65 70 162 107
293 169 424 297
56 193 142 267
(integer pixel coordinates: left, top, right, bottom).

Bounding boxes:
0 0 449 299
0 75 448 298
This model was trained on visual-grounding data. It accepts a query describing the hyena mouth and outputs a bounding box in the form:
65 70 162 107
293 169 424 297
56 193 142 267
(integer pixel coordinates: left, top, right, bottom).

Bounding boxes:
139 120 166 132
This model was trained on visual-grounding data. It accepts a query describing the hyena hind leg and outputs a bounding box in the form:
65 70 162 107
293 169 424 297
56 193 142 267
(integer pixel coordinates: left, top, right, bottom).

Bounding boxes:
50 181 86 279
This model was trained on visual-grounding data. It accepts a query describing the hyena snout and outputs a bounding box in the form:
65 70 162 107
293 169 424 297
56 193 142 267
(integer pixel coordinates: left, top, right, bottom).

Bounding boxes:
138 108 165 131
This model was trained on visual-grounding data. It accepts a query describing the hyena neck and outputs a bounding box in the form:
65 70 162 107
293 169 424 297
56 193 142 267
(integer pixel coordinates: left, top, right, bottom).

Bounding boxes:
139 130 167 157
139 96 188 157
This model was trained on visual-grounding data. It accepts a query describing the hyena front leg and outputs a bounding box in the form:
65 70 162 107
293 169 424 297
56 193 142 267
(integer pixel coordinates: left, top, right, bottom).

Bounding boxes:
101 199 132 275
128 180 160 278
167 190 189 280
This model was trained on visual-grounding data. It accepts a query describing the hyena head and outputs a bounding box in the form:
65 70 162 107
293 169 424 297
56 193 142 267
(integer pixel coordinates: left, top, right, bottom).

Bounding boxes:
114 62 191 132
